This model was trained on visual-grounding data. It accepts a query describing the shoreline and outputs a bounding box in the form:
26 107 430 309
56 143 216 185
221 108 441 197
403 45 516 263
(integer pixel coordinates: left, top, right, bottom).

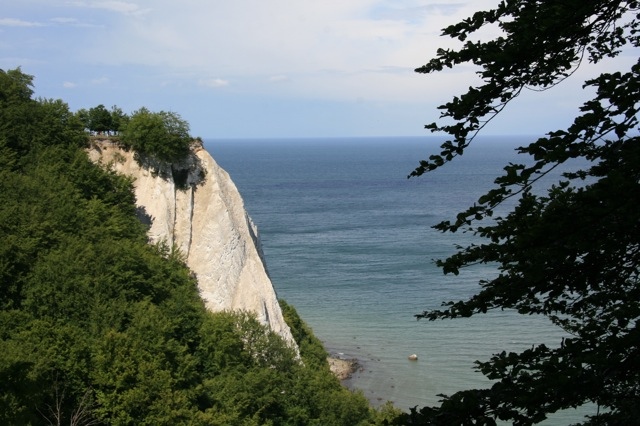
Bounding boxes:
327 354 361 381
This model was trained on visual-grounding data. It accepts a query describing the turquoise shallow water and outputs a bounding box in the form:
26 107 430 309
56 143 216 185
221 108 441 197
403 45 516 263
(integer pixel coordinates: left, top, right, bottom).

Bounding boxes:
206 136 593 422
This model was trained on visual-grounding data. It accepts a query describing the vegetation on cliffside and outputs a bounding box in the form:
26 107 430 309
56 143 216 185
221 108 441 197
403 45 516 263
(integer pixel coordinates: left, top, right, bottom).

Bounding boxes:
119 108 192 163
0 68 395 425
400 1 640 424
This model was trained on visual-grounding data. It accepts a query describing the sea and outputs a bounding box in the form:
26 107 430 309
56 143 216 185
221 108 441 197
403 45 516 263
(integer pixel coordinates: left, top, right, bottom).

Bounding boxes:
205 136 594 423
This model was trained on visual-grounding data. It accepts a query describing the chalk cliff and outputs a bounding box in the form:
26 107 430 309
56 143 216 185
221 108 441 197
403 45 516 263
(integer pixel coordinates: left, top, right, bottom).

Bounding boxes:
88 140 295 345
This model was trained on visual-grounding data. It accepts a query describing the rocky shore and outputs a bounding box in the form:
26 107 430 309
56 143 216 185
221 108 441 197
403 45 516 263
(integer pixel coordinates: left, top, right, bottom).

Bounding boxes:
328 355 360 380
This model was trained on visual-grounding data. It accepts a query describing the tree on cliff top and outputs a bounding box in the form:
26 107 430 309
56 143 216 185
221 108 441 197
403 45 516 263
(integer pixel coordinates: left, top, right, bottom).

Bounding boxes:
402 1 640 425
121 107 191 163
88 104 112 135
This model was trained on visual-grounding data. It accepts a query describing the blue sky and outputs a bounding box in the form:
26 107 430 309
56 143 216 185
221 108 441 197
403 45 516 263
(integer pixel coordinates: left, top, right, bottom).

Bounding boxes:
1 1 636 139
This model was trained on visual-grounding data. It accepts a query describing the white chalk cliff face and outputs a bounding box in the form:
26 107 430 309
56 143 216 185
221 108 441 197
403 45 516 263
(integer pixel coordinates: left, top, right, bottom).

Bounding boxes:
88 140 295 345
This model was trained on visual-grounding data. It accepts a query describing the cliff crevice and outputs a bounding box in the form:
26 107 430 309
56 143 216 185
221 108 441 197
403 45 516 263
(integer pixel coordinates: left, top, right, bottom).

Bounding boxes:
87 140 295 346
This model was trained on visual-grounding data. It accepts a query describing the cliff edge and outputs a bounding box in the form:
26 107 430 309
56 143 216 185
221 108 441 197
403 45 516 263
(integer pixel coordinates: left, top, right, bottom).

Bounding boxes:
88 139 295 345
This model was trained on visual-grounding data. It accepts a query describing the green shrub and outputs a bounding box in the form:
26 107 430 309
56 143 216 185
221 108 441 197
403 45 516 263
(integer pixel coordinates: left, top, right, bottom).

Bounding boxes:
121 107 191 163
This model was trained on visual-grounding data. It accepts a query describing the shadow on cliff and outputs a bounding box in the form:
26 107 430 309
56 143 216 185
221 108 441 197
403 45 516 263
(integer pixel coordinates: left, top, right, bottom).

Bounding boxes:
134 141 207 191
135 205 154 228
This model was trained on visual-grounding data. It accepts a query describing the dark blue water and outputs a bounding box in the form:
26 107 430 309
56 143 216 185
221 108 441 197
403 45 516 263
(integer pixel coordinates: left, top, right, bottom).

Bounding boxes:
205 136 592 422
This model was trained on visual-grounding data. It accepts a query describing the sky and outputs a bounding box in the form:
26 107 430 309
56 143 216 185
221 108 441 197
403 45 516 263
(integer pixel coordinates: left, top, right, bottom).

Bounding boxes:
1 1 636 139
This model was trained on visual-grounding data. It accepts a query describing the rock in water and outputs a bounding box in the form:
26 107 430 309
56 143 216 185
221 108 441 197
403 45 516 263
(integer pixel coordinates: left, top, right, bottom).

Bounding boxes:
88 140 295 346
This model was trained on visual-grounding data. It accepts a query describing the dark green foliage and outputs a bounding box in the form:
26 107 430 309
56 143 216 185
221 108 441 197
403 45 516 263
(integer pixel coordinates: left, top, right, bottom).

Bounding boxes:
403 1 640 425
77 105 127 136
0 69 87 162
88 104 113 135
280 299 330 368
110 105 128 135
76 107 90 131
0 67 386 425
75 104 129 137
195 310 380 426
121 107 191 163
0 68 34 104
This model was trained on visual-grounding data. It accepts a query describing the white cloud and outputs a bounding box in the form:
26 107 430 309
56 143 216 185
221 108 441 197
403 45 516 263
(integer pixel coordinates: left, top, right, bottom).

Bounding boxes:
59 0 502 114
198 78 230 88
69 1 150 16
50 17 77 24
48 16 101 28
372 3 466 20
90 77 110 85
8 0 624 137
268 75 289 83
0 18 45 27
63 81 77 88
81 0 489 90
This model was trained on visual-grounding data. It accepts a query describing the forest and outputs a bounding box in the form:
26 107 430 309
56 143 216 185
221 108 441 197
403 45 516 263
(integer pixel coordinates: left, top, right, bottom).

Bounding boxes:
4 1 639 423
0 67 399 425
